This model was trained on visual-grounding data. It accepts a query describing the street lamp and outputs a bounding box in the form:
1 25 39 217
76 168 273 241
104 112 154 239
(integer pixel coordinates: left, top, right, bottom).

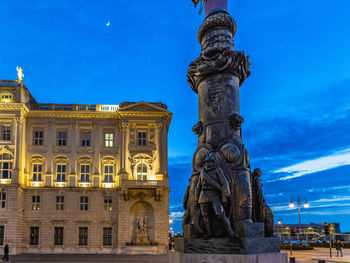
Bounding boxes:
288 195 309 242
278 220 283 241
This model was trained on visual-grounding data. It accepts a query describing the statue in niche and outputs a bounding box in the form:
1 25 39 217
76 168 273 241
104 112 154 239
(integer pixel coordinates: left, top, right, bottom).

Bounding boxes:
251 168 274 237
133 216 150 245
194 155 235 238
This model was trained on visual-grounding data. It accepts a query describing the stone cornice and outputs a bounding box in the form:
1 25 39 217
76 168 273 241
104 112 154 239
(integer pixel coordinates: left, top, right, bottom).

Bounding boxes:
0 103 29 115
28 110 118 119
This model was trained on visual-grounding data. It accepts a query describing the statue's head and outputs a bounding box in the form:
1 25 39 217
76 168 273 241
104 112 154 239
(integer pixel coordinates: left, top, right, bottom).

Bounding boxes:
253 168 262 178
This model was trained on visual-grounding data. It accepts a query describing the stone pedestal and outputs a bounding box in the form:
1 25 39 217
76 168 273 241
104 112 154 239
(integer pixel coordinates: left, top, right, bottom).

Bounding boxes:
175 237 280 254
169 251 288 263
133 233 150 246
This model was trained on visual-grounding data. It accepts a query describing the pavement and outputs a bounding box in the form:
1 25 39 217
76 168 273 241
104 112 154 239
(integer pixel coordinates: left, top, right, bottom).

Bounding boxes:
2 254 169 263
282 248 350 263
2 248 350 263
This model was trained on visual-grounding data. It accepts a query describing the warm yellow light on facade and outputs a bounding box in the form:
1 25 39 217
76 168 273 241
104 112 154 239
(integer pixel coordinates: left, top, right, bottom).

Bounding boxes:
102 183 115 188
79 182 91 187
54 182 67 187
31 181 43 187
0 179 11 184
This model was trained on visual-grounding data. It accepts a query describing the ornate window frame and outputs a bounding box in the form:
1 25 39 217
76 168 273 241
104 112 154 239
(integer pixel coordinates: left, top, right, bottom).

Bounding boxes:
130 153 153 181
33 129 44 146
101 156 116 188
54 156 69 187
104 132 114 148
1 126 11 141
78 156 92 187
0 92 14 103
57 130 68 147
30 155 45 187
0 151 13 184
137 131 147 146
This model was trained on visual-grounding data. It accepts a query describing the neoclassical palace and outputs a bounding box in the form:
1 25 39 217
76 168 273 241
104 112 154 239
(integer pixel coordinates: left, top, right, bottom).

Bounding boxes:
0 77 172 254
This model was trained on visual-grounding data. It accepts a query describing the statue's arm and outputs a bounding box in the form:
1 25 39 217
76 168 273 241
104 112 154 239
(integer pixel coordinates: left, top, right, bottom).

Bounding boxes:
217 167 230 198
183 186 190 210
194 175 202 203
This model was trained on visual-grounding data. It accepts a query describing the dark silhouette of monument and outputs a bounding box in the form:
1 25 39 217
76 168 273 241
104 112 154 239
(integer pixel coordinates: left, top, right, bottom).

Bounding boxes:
171 1 288 262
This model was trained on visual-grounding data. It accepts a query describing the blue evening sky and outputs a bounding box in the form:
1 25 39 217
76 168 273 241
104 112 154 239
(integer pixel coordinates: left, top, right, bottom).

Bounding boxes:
1 0 350 233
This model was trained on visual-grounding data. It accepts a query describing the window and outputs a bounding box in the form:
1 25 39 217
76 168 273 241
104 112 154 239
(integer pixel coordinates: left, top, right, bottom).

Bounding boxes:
32 196 40 210
81 132 91 146
104 198 112 211
2 126 11 141
78 227 88 245
57 131 67 146
54 227 64 245
30 227 39 245
32 164 42 182
0 154 12 179
105 133 113 147
138 132 147 146
80 164 90 182
56 196 64 211
33 131 43 145
103 227 112 246
56 164 66 182
0 192 5 208
1 93 13 102
80 196 88 211
103 164 113 183
0 226 4 246
136 162 148 181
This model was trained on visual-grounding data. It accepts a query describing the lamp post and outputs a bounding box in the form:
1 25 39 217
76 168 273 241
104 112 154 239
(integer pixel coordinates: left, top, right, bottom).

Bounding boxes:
289 195 309 243
169 218 174 237
278 220 283 241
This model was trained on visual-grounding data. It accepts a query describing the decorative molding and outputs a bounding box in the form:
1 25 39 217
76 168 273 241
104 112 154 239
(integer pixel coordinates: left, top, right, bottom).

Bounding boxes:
188 48 251 92
192 121 203 136
229 113 244 130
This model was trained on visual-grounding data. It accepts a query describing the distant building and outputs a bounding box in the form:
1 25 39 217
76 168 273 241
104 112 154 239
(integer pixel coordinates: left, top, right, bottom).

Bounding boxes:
274 222 350 242
0 79 172 254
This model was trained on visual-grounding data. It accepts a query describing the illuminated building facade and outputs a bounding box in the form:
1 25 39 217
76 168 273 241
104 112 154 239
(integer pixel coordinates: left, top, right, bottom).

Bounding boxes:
0 79 172 254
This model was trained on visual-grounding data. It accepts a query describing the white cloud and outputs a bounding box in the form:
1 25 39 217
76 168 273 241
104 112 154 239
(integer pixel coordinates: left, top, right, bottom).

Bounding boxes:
170 211 184 221
273 147 350 180
311 196 350 204
270 196 350 212
308 185 350 193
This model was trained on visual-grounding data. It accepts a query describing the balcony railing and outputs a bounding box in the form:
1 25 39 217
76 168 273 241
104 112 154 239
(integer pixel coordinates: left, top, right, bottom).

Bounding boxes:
120 179 167 187
30 104 119 112
30 104 97 111
0 80 21 87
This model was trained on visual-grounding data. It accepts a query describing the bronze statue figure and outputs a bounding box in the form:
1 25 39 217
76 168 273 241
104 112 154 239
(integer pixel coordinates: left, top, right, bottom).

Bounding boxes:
251 168 275 237
194 156 235 238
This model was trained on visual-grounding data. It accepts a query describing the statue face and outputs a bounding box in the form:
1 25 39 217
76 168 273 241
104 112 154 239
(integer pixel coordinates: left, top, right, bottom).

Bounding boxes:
204 160 215 170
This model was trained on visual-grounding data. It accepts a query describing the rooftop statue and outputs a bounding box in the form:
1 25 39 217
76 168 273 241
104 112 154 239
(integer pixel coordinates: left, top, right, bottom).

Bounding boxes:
16 66 24 82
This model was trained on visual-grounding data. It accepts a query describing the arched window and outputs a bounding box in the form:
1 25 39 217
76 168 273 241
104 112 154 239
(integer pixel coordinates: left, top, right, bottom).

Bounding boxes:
32 164 43 182
80 164 90 182
0 154 12 179
136 162 148 181
54 156 69 184
103 164 114 183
